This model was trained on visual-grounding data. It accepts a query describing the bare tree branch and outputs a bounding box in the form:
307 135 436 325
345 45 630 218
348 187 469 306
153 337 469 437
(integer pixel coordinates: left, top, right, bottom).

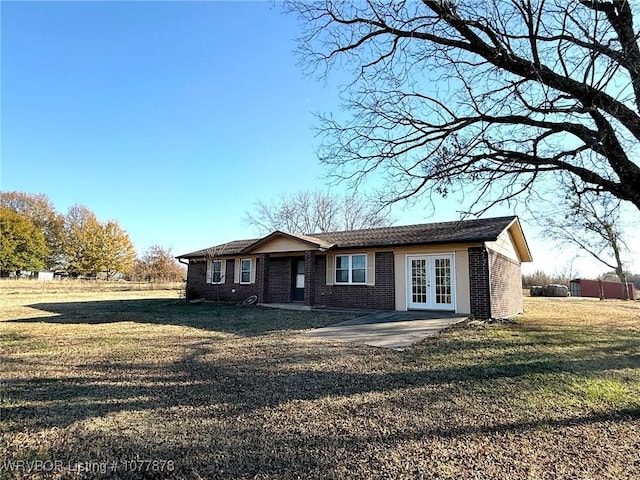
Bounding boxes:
534 184 631 299
287 0 640 212
244 190 392 234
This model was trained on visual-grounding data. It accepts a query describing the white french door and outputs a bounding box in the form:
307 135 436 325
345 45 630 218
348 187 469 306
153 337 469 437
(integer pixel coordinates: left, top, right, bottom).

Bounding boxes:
407 255 455 310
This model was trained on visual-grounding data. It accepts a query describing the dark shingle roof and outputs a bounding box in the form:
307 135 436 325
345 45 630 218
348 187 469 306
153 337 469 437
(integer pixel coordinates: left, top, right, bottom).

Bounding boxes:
177 216 519 259
177 238 259 259
311 216 518 249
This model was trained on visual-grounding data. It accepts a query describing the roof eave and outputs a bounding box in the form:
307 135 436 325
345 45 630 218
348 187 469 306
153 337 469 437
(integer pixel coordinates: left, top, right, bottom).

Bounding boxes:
326 238 492 251
504 217 533 262
242 230 333 253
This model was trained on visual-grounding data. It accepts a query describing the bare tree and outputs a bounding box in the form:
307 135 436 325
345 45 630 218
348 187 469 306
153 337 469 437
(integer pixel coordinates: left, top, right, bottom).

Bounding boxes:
286 0 640 213
540 191 631 299
244 190 392 235
134 245 185 282
553 257 581 286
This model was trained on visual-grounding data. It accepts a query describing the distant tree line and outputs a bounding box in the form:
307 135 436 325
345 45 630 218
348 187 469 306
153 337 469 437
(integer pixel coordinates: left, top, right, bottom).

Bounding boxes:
0 192 184 281
522 271 574 289
522 270 640 289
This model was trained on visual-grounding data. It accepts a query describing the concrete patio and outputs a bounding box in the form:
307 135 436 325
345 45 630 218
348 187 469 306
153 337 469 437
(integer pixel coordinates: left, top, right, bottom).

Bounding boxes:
302 311 468 350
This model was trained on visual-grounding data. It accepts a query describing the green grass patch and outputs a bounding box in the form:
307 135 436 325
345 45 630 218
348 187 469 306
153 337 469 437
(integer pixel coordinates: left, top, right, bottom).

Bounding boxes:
571 376 640 407
0 331 27 344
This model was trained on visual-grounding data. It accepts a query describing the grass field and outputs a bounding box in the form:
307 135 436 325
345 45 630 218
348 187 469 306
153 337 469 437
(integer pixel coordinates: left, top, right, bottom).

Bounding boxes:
1 284 639 479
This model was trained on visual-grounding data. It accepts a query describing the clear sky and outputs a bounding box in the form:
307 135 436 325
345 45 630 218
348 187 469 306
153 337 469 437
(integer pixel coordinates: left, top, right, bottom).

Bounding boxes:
2 1 638 278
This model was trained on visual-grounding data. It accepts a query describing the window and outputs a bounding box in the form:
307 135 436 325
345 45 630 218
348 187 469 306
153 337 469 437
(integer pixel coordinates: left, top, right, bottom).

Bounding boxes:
211 260 222 283
335 255 350 283
335 254 367 284
208 259 225 284
240 259 252 284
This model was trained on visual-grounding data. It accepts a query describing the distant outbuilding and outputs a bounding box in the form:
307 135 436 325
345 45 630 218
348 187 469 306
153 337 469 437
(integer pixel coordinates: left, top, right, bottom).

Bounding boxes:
34 271 54 281
569 278 636 300
530 284 569 297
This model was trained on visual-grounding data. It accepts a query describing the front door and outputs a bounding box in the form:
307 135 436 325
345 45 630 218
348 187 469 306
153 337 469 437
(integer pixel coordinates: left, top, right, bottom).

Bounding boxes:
292 258 305 302
407 255 455 310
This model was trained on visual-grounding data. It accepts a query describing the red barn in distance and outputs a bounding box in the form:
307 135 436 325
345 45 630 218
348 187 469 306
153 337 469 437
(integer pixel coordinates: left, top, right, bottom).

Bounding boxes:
569 279 637 300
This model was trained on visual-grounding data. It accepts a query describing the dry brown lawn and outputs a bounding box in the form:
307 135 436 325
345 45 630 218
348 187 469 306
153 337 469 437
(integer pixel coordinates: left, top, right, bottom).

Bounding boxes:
523 295 640 329
1 284 639 479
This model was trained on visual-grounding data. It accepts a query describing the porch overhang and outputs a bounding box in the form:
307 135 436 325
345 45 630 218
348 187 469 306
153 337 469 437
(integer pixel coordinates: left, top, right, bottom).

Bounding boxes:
242 231 333 254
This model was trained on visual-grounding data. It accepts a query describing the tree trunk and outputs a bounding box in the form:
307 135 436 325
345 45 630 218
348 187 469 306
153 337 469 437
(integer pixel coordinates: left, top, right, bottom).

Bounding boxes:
598 279 605 301
616 268 630 301
610 227 630 300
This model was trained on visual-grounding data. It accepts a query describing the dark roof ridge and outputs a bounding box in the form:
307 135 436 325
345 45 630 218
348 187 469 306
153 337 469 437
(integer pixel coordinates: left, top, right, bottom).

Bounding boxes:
310 215 518 238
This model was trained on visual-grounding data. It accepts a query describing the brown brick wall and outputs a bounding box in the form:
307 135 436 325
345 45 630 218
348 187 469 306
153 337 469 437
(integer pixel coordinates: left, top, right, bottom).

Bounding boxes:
187 252 396 310
304 251 317 307
314 252 395 310
257 254 269 303
488 249 523 319
186 259 259 302
185 261 207 300
268 257 295 303
468 247 491 319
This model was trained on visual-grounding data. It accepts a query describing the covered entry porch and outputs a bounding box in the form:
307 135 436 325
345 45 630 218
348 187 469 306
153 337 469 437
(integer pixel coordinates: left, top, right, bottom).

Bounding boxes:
254 250 320 307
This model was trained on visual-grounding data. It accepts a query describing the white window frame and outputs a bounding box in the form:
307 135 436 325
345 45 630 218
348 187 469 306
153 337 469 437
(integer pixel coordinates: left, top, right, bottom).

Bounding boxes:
335 254 367 285
207 259 225 285
211 260 223 284
240 258 252 284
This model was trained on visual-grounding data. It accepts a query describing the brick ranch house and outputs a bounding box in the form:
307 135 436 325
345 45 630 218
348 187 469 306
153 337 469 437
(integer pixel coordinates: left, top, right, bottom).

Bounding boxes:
177 216 532 319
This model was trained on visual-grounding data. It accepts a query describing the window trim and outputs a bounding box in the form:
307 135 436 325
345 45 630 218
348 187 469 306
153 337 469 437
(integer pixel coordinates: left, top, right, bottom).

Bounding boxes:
335 253 367 285
207 259 225 285
240 258 252 284
210 260 223 284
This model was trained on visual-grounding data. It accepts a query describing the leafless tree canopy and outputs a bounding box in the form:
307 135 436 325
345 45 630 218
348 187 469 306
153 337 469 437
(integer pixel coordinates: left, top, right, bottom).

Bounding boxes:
539 190 631 298
133 245 185 283
287 0 640 213
244 190 392 234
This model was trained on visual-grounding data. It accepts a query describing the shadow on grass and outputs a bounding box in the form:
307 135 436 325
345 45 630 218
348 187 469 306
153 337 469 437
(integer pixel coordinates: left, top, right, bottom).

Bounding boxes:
5 299 640 478
4 332 640 433
19 402 638 480
8 299 356 335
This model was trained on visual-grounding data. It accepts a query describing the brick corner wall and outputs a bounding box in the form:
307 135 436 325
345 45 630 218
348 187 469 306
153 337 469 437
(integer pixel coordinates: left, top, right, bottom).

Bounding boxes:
468 247 491 319
488 249 523 319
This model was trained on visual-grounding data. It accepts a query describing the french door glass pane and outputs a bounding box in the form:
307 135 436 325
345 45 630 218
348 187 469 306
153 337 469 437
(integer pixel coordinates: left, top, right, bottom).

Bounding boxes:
411 259 427 304
434 258 452 304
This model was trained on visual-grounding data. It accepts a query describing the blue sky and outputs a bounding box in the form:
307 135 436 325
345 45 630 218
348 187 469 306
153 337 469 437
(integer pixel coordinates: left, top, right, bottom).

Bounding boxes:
2 2 338 245
2 1 638 277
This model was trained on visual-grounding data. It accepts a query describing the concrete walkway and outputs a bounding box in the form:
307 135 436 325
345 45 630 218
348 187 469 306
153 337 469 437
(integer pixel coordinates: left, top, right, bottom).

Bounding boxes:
302 311 468 351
